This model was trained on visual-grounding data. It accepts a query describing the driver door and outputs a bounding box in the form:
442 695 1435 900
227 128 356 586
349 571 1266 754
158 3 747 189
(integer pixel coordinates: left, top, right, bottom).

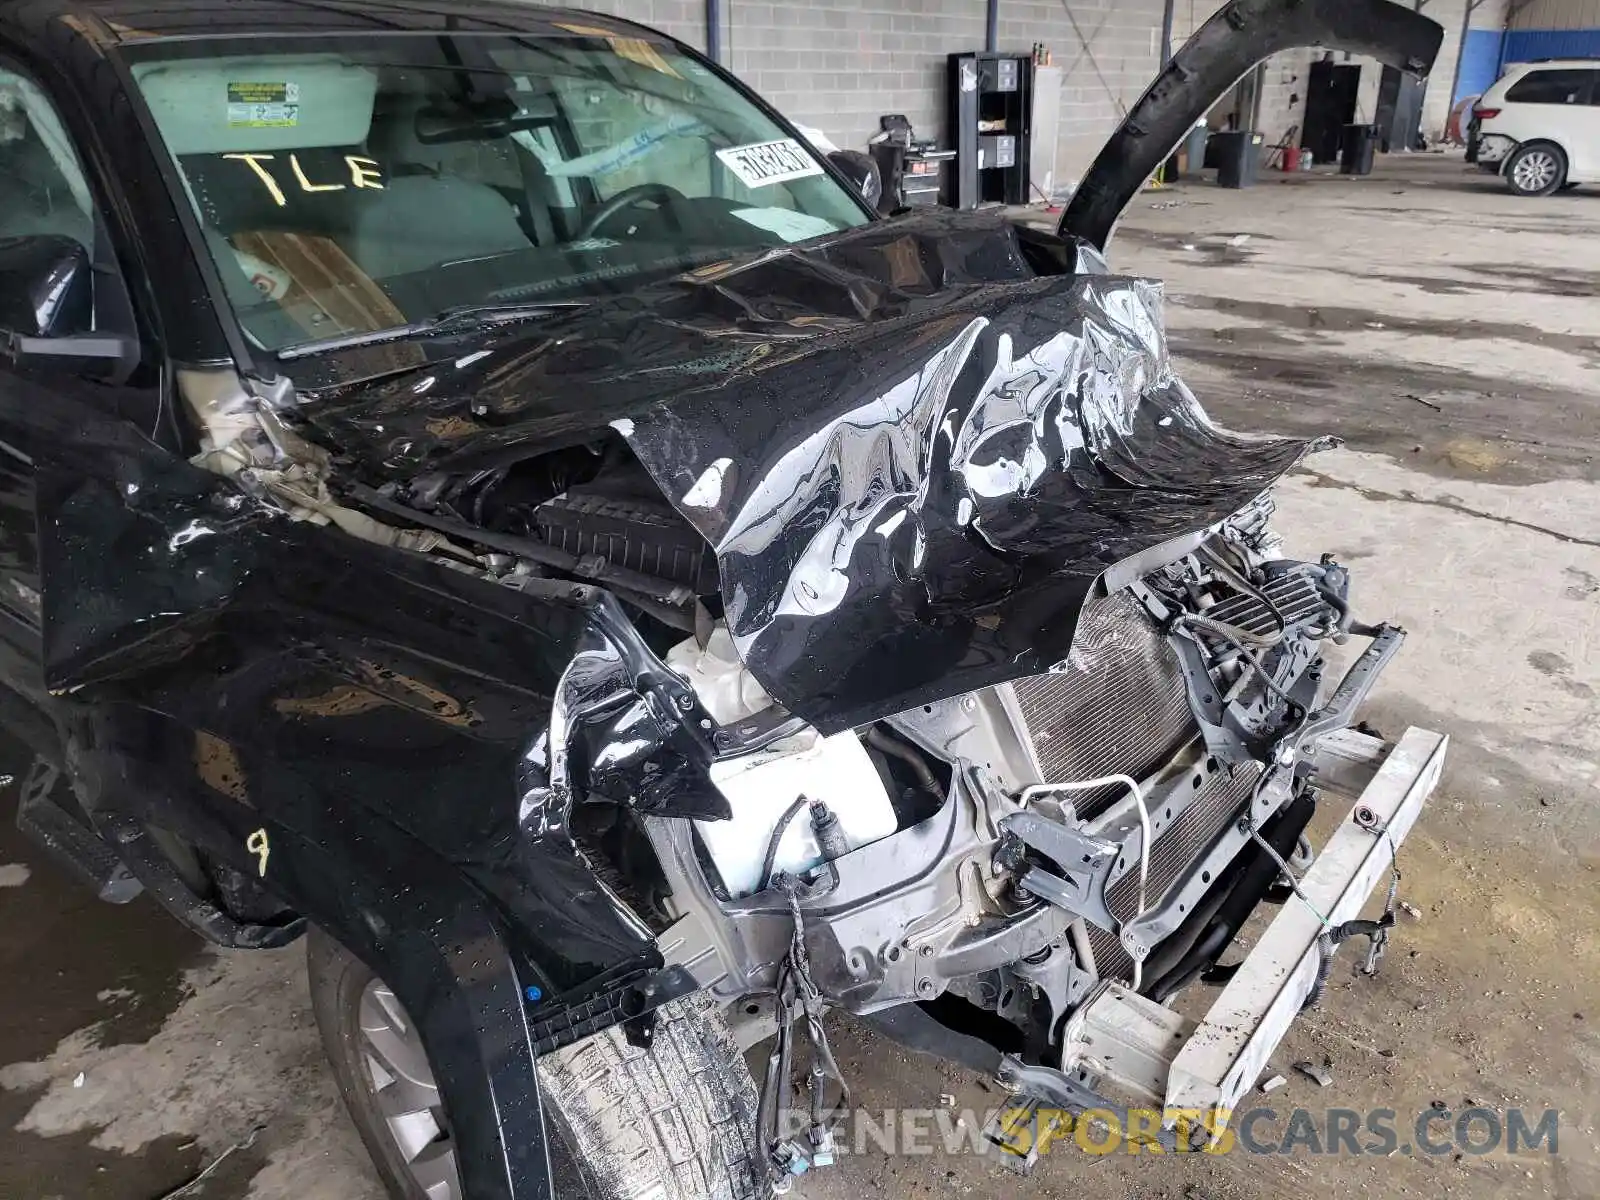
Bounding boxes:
0 59 145 717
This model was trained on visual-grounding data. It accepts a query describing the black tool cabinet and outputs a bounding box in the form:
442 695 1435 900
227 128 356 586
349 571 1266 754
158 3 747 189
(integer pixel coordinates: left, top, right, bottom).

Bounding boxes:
946 51 1033 209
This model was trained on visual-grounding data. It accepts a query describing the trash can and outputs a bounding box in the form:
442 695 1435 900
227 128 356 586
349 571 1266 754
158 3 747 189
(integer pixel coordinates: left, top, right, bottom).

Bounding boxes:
1185 124 1210 173
1340 123 1379 176
1213 130 1263 188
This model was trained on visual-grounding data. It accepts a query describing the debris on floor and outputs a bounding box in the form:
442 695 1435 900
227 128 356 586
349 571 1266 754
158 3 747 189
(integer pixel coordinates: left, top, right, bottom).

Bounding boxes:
1259 1073 1288 1093
1293 1060 1334 1087
153 1125 266 1200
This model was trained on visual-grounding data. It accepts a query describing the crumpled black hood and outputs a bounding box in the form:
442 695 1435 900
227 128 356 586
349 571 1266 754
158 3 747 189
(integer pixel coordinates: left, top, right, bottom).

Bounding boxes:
298 210 1323 731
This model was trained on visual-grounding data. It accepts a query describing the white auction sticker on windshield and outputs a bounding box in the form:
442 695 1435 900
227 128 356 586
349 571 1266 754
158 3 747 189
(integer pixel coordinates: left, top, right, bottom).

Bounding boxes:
716 138 823 189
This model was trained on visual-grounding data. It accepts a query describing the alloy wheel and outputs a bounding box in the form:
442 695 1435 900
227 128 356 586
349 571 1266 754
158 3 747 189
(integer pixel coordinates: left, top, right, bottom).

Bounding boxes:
358 979 462 1200
1513 150 1559 193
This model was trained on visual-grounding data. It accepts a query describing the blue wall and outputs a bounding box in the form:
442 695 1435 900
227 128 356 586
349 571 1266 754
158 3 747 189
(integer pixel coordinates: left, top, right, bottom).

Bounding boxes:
1455 28 1506 102
1501 27 1600 70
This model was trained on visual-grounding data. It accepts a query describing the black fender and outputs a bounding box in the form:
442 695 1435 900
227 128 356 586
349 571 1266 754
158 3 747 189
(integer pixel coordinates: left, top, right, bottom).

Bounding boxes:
3 379 721 1198
65 702 563 1198
27 395 664 987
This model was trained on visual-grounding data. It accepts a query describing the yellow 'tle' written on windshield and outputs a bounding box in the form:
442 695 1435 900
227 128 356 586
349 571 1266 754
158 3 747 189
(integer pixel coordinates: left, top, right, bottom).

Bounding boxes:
222 153 385 206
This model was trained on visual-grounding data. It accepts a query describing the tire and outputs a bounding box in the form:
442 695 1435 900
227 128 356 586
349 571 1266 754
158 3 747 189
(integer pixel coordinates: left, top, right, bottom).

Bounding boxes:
307 928 762 1200
1504 143 1567 196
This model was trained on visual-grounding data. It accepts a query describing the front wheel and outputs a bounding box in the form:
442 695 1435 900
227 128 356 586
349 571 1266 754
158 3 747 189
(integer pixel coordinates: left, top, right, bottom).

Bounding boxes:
307 928 762 1200
1505 143 1567 196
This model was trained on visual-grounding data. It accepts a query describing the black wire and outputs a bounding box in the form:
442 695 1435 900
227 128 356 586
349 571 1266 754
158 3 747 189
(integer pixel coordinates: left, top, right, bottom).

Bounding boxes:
1198 542 1288 641
1303 932 1336 1010
1315 584 1351 637
1179 615 1298 710
757 797 810 894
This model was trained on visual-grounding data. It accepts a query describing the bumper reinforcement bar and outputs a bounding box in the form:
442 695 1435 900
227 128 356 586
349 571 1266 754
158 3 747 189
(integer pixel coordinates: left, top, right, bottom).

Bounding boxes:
1052 725 1447 1139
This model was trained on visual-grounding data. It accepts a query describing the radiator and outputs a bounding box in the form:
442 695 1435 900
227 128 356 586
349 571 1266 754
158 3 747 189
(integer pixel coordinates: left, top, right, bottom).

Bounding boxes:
1086 763 1262 981
1011 588 1253 981
1010 586 1298 982
1010 590 1196 820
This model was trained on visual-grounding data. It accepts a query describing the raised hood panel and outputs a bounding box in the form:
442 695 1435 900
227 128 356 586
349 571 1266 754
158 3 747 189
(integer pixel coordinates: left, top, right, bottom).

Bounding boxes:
1060 0 1445 249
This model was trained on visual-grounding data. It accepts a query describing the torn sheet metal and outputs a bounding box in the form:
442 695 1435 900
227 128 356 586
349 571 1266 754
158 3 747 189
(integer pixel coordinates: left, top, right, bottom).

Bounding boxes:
6 378 664 1015
292 208 1325 732
32 407 723 832
515 588 730 838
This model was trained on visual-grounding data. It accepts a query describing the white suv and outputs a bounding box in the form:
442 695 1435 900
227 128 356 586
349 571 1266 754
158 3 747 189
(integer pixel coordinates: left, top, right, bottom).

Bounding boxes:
1472 60 1600 195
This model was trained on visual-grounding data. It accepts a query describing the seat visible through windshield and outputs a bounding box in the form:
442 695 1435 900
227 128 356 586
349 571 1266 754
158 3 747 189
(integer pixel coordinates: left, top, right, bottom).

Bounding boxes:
126 31 870 353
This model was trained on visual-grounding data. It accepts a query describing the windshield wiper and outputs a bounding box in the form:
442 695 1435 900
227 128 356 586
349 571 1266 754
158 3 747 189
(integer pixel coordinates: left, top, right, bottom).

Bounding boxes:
275 300 587 361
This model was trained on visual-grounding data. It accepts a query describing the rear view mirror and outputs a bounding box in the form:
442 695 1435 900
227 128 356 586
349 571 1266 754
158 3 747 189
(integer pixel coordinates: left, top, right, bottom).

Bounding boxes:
0 234 136 378
415 99 553 144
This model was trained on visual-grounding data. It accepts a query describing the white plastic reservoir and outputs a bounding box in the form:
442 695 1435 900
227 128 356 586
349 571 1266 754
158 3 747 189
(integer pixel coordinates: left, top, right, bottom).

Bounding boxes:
693 730 898 899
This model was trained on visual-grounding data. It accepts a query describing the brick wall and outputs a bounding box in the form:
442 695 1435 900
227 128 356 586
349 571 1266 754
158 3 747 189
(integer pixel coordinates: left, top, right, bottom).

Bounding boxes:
725 1 985 153
516 0 1382 193
997 0 1168 188
557 0 708 51
1511 0 1600 28
1415 0 1511 136
723 0 1180 191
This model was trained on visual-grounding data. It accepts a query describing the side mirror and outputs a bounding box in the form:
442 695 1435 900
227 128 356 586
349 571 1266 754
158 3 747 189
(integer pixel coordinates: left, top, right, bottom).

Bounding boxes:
0 235 135 377
828 149 883 211
0 234 92 338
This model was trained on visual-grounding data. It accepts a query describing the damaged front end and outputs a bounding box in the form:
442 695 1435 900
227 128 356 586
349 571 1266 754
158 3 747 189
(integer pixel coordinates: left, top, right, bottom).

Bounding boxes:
19 2 1450 1190
224 214 1439 1174
90 209 1447 1184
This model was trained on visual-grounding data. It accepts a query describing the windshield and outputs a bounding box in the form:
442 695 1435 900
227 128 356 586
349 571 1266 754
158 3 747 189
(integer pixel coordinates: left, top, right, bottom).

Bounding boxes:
125 32 871 354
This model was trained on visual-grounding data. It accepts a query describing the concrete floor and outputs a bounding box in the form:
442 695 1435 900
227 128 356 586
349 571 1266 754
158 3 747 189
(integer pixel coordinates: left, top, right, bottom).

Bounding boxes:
3 153 1598 1200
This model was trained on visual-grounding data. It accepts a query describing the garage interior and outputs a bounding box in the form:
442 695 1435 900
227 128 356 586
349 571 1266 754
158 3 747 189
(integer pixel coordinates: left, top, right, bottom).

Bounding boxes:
2 1 1598 1199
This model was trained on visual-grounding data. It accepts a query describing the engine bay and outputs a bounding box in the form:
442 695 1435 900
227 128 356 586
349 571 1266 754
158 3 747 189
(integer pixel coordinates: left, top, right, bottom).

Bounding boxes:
394 438 717 637
155 191 1426 1180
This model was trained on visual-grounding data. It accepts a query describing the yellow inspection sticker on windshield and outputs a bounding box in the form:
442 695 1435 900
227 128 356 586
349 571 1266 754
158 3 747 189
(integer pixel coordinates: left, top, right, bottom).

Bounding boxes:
715 138 823 189
227 81 300 128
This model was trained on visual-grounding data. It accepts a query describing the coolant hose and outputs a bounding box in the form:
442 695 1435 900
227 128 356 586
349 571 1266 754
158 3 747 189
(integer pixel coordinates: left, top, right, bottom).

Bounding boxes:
864 726 944 801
